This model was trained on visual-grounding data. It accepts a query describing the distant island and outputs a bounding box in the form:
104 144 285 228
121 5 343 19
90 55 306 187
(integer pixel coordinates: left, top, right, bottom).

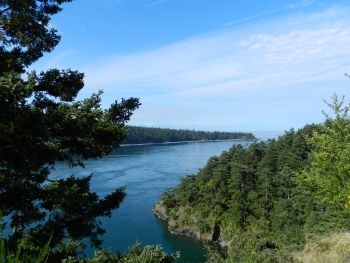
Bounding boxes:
123 126 256 144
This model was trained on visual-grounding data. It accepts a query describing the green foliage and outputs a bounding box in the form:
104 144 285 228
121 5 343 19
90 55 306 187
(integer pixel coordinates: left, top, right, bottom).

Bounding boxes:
124 126 255 144
61 243 179 263
0 228 50 263
159 125 319 262
0 0 72 74
295 94 350 237
298 95 350 211
1 234 178 263
0 1 140 261
122 243 179 263
159 95 350 262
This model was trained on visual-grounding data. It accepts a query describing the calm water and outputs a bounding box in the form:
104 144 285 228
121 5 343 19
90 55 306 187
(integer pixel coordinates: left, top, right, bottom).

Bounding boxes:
51 140 253 263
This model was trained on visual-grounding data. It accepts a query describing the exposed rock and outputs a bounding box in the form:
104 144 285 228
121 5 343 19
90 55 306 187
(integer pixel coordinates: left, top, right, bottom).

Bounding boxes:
152 202 231 255
152 202 168 221
168 225 202 240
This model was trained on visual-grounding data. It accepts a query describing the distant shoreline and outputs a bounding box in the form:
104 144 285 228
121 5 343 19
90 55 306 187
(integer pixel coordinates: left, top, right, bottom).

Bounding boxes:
120 138 257 147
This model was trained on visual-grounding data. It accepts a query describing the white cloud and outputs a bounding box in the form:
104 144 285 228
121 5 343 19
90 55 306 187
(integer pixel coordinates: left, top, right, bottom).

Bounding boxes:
83 6 350 96
47 5 350 130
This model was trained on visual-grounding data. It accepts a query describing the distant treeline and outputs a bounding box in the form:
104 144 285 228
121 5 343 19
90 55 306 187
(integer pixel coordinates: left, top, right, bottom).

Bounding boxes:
123 126 255 144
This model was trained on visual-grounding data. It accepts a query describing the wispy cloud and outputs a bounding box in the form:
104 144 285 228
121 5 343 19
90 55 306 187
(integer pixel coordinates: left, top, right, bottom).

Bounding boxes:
84 6 350 93
146 0 167 8
288 0 314 8
50 5 350 130
224 0 315 27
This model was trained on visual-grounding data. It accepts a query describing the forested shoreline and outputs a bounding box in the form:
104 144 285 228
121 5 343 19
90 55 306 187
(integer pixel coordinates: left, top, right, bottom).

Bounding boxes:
124 126 255 144
156 96 350 262
2 0 350 262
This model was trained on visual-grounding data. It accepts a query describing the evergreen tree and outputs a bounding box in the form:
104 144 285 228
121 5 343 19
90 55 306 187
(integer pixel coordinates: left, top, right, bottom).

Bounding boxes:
159 124 322 262
124 126 255 144
298 95 350 232
0 1 140 260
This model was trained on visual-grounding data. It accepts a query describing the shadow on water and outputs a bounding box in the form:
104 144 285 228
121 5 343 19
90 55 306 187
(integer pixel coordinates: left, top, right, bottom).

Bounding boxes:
155 217 207 263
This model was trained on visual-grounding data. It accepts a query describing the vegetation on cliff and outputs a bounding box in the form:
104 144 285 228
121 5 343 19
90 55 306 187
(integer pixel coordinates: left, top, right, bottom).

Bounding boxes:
158 95 350 262
293 232 350 263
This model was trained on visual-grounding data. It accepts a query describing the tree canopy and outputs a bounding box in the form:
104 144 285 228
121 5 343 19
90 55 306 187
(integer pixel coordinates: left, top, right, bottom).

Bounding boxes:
0 0 73 74
159 96 350 262
0 0 140 260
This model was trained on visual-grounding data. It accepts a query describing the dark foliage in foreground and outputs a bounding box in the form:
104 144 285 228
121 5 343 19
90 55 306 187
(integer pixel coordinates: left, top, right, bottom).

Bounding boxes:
0 0 140 261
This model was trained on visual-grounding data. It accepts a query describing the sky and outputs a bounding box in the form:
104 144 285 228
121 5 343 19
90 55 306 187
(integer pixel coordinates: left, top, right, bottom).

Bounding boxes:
33 0 350 132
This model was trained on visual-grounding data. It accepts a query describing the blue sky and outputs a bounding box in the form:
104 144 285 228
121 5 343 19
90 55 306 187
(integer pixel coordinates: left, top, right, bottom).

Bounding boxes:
34 0 350 132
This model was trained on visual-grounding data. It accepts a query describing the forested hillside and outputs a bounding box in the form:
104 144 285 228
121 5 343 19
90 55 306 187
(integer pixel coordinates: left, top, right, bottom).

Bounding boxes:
156 96 350 262
124 126 255 144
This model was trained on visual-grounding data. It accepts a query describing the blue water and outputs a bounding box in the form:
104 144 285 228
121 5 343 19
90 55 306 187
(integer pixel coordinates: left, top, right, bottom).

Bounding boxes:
51 140 253 262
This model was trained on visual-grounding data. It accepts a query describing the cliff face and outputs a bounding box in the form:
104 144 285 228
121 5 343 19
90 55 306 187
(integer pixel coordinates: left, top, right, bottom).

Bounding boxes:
152 202 168 221
152 202 229 250
153 202 206 241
